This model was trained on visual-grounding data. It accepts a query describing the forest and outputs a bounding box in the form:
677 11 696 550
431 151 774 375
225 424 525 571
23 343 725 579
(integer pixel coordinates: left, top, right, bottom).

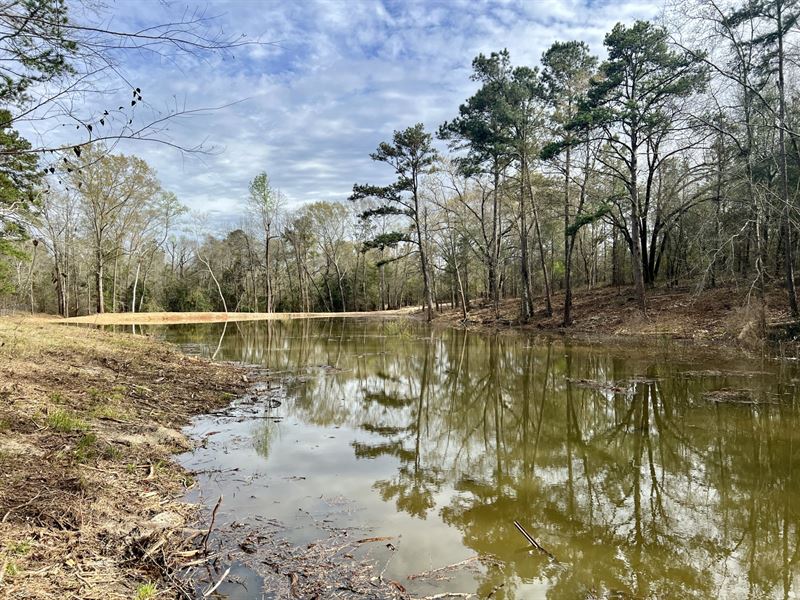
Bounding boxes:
1 1 799 334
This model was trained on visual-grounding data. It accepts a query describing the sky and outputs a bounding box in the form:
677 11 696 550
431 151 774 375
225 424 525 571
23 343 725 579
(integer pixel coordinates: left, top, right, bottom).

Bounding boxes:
32 0 664 225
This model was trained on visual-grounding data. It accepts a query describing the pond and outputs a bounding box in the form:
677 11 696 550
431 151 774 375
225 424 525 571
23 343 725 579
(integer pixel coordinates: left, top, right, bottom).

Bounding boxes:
141 318 799 599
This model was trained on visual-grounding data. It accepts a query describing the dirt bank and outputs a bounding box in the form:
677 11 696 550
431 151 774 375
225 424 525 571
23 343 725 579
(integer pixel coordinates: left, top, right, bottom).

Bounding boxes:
432 283 798 352
0 318 251 599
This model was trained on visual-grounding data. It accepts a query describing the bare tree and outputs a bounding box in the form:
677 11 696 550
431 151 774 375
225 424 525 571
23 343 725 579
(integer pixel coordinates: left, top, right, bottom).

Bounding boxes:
69 146 160 313
248 172 284 313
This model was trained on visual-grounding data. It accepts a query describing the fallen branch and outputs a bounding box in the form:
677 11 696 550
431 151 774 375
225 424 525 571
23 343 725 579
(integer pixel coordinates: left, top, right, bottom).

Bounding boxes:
356 536 395 544
143 536 167 559
178 552 220 568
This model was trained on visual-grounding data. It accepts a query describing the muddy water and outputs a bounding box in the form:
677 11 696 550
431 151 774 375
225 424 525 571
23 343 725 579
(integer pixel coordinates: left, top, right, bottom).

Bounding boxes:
149 318 798 599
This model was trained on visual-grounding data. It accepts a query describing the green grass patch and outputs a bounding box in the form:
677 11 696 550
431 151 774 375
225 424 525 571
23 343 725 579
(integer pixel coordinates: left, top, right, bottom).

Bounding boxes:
103 444 124 461
8 540 32 556
73 433 125 463
74 433 98 463
47 409 88 433
88 385 124 400
135 582 157 600
4 559 18 578
90 403 129 421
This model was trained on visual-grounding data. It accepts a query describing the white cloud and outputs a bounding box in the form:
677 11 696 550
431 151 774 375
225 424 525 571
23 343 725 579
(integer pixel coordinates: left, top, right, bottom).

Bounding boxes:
21 0 664 224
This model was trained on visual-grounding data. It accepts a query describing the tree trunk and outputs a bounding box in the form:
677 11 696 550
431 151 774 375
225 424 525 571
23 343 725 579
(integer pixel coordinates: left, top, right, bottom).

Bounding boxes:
27 241 37 314
564 236 576 325
777 0 799 317
379 261 386 311
131 259 141 313
455 251 468 321
418 239 434 320
526 174 552 316
265 224 273 313
112 252 118 312
490 164 501 317
415 193 434 321
710 132 724 288
198 253 227 313
629 131 647 312
334 261 346 312
95 248 105 314
563 143 573 326
519 160 534 322
55 261 66 317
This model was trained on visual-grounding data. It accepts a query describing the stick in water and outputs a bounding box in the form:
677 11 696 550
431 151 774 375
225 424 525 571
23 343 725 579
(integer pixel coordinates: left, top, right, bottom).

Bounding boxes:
513 520 557 563
202 566 231 597
201 495 223 554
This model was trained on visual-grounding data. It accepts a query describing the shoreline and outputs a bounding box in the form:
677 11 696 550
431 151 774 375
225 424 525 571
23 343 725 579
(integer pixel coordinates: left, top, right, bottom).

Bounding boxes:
32 282 800 358
427 283 800 357
45 307 417 326
0 318 252 599
0 318 410 599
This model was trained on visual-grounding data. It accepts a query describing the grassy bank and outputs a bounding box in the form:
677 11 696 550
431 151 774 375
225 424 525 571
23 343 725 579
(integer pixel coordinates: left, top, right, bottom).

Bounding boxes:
0 319 249 599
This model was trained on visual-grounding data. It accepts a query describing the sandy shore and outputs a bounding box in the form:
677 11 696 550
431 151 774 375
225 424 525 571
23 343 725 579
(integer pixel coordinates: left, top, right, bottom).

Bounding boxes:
47 307 417 326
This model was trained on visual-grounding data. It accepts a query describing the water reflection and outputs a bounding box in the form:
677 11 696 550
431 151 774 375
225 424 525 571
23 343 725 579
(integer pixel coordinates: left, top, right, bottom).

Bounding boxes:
157 319 800 599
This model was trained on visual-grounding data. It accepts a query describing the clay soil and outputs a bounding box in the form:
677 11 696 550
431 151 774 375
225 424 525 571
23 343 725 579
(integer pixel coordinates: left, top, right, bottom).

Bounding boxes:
432 283 797 351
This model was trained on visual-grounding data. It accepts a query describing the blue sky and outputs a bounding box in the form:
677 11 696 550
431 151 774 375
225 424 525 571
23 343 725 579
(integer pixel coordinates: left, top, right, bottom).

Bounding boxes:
35 0 664 223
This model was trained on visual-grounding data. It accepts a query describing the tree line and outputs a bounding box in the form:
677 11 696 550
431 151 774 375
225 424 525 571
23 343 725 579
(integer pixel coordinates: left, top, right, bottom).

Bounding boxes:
3 1 800 328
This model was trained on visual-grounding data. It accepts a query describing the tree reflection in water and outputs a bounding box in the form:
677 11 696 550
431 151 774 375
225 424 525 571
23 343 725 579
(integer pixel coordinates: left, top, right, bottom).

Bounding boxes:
163 318 800 599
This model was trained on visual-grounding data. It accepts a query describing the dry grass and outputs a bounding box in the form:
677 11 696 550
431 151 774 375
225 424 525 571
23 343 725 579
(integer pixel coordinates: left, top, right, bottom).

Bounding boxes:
0 318 249 599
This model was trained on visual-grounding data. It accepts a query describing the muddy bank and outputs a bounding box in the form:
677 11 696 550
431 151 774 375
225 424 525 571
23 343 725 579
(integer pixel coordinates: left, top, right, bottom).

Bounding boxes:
0 318 252 599
0 319 418 600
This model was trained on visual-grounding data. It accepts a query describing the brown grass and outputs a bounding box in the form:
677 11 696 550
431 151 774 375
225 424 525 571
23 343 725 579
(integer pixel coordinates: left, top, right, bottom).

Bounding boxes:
0 318 249 599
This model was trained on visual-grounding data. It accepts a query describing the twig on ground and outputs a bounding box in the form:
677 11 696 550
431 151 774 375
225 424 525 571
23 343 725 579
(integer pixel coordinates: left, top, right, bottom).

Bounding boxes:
407 555 480 580
2 491 43 523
